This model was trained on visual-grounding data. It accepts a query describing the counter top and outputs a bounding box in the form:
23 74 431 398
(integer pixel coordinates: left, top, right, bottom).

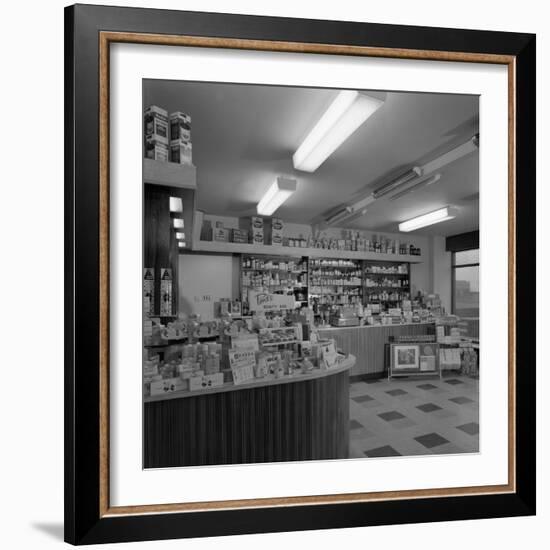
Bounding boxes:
317 321 435 331
144 354 355 403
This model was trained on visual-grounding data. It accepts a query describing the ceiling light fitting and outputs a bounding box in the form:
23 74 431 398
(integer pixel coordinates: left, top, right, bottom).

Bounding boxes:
389 173 442 201
398 206 457 232
293 91 384 172
257 177 297 216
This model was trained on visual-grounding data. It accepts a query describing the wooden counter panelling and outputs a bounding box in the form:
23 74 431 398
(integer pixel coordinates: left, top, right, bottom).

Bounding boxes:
144 366 350 468
318 323 434 376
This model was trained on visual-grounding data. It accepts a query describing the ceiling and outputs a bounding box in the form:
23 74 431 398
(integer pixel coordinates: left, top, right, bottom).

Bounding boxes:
144 80 479 237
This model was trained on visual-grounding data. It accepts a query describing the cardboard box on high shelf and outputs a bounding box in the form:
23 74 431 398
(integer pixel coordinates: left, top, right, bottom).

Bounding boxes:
265 217 284 246
231 228 249 243
213 227 230 242
239 216 264 245
144 105 169 144
144 136 169 161
169 111 192 143
169 140 192 165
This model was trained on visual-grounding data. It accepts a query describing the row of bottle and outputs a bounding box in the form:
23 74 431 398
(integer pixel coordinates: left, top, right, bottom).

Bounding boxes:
364 277 409 288
364 263 409 274
364 290 409 302
310 286 362 296
242 256 307 272
310 276 362 286
242 272 307 288
310 268 362 278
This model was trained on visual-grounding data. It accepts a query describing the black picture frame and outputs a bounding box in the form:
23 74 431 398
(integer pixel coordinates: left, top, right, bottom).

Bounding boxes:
65 3 536 545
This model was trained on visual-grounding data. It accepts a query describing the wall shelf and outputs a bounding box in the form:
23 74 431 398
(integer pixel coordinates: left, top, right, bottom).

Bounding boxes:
191 239 423 263
144 158 197 189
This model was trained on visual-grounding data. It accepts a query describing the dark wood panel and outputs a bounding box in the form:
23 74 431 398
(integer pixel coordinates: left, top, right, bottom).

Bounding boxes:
318 324 433 375
143 184 183 317
144 370 349 468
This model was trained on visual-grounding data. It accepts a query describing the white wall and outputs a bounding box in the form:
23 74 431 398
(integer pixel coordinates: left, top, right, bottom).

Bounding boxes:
3 1 547 550
179 254 240 320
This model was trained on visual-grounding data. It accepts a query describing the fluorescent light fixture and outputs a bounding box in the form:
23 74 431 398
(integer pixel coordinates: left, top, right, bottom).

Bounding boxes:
175 232 185 240
421 137 477 175
399 206 456 232
373 167 422 199
349 194 376 212
178 241 186 248
390 173 441 201
293 91 384 172
169 197 183 213
173 218 184 229
257 177 297 216
325 207 353 225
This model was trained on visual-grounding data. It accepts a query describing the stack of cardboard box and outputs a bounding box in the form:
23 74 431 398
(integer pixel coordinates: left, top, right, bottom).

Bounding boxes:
144 105 169 161
169 111 193 165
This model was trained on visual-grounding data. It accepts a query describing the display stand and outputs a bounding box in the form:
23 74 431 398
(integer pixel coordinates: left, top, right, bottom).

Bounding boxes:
388 342 441 381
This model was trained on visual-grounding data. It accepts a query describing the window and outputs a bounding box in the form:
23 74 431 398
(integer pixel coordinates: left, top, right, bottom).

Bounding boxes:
452 248 479 318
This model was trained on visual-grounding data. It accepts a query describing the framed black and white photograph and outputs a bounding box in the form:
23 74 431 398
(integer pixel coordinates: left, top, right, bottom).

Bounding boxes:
393 345 420 371
65 4 536 545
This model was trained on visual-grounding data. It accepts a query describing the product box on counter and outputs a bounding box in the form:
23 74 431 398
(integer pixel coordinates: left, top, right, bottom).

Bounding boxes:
144 105 169 144
144 137 169 161
189 372 224 392
169 140 193 165
150 377 187 396
169 111 191 143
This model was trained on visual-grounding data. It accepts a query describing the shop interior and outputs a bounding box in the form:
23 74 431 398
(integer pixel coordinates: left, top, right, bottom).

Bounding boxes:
142 80 480 468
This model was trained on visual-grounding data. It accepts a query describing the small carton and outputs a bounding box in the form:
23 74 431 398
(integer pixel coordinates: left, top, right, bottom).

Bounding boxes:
267 217 284 246
169 140 192 165
144 105 169 144
169 111 192 143
150 377 186 396
232 228 249 243
144 137 169 161
189 372 224 391
213 227 230 242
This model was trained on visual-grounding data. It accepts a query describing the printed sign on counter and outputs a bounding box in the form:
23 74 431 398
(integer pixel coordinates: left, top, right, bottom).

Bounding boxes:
228 348 256 385
248 290 295 312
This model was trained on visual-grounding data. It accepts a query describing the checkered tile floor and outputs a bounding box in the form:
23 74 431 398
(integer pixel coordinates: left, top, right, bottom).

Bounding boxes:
349 373 479 458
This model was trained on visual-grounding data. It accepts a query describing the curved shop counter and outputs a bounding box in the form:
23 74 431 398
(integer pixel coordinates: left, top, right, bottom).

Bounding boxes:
144 355 355 468
318 322 435 377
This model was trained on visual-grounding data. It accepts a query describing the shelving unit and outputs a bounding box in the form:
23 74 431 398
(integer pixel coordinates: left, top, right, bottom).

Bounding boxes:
363 260 410 309
240 254 309 314
309 258 363 312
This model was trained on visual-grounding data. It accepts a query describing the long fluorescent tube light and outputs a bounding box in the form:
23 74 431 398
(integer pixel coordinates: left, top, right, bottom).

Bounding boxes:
399 206 456 232
390 173 441 201
257 177 297 216
325 207 353 225
293 91 384 172
373 167 422 199
421 137 477 175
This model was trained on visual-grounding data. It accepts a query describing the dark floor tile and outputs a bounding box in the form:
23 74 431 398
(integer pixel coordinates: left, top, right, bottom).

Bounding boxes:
349 419 363 430
386 388 407 396
352 394 375 404
414 432 449 449
445 379 464 385
456 422 479 435
364 445 401 458
378 411 406 422
416 403 442 413
417 383 438 390
449 396 475 405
